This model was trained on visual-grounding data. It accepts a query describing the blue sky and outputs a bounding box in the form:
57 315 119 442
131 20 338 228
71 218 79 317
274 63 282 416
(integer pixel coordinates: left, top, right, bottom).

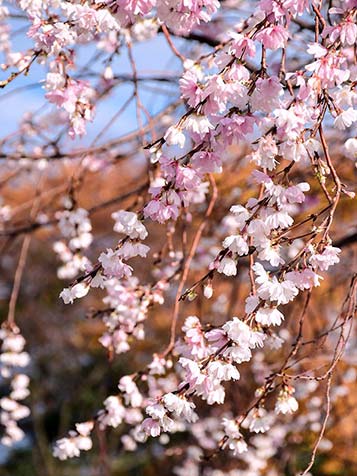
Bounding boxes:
1 17 183 144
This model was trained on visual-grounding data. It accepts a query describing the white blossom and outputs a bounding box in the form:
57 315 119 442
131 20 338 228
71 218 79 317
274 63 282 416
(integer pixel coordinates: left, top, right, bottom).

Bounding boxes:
112 210 148 240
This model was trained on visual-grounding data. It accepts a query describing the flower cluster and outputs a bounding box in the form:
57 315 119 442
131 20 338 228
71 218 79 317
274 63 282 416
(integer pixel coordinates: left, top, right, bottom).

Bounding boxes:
45 77 96 138
59 209 149 304
1 0 356 472
54 206 92 280
0 325 31 446
53 422 94 460
98 277 164 354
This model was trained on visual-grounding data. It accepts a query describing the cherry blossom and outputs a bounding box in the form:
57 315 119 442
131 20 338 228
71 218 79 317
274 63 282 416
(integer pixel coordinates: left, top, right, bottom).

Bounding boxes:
0 0 356 473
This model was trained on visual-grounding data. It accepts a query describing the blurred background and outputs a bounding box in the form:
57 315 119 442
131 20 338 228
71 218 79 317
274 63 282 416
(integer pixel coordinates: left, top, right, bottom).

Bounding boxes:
1 1 357 475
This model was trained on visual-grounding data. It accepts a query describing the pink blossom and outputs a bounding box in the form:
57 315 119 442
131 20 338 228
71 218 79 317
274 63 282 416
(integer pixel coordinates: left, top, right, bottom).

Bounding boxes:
45 79 95 138
218 115 255 145
141 418 161 437
205 328 229 351
228 32 256 58
144 191 181 223
157 0 220 34
306 52 350 87
180 69 205 108
323 18 357 46
175 166 201 191
181 316 208 359
98 249 133 278
191 150 222 174
285 269 322 290
250 77 283 113
255 25 289 50
309 246 341 271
